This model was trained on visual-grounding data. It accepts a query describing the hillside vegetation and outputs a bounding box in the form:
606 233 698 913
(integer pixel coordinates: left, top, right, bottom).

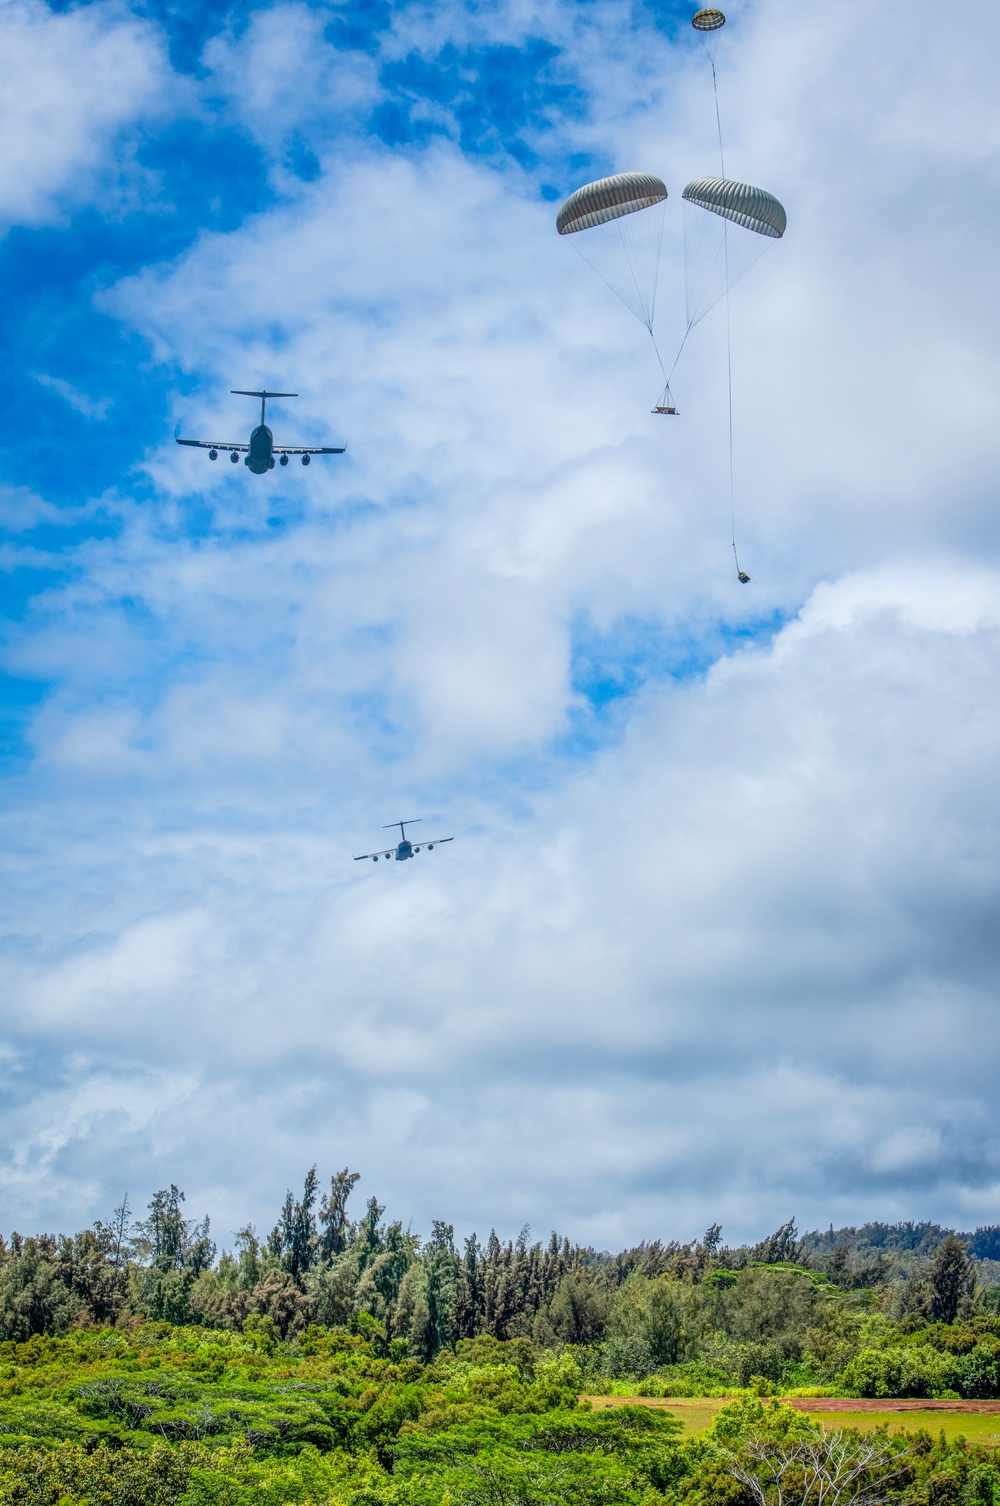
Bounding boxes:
1 1174 1000 1503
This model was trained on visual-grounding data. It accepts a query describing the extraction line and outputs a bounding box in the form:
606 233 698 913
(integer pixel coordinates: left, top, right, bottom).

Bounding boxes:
660 37 727 403
710 51 749 583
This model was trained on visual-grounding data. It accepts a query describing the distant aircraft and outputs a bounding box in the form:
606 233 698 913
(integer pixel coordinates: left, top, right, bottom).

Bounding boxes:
176 390 346 473
354 819 454 863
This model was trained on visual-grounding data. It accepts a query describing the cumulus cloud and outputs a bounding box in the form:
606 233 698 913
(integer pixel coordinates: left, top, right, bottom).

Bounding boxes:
5 555 1000 1243
0 0 172 228
0 0 999 1245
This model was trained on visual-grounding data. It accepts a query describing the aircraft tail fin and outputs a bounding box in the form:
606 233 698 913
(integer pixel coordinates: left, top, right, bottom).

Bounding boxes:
384 818 423 839
230 390 299 424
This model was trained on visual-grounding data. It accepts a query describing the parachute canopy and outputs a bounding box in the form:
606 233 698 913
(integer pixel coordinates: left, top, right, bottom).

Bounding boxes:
681 178 787 329
556 172 667 236
692 7 725 60
556 172 668 332
682 176 786 239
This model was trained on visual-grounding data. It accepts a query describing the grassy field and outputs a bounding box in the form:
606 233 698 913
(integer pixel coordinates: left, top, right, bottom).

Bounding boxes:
585 1396 725 1436
583 1396 1000 1445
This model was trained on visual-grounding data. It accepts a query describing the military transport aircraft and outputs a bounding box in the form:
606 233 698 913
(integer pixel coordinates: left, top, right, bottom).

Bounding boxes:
354 820 454 863
176 390 346 473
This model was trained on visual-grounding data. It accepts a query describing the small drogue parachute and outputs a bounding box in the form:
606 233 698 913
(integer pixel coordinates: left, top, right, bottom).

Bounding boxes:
681 176 786 329
692 6 726 60
556 172 668 333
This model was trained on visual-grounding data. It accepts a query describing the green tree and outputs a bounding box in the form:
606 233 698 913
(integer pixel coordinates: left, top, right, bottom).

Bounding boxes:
55 1227 130 1324
270 1166 320 1283
0 1237 81 1340
750 1218 806 1266
454 1232 484 1339
134 1186 191 1267
318 1167 360 1258
547 1269 608 1345
133 1186 216 1324
354 1221 419 1339
709 1265 826 1370
929 1235 975 1324
825 1245 851 1288
406 1221 462 1360
308 1247 360 1327
838 1343 951 1398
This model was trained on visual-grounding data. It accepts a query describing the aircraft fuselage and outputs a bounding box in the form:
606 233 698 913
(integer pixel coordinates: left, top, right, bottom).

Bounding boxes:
395 841 413 861
245 423 275 473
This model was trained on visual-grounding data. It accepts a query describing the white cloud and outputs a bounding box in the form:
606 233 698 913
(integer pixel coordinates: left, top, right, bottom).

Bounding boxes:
4 559 1000 1241
0 0 172 229
198 3 381 174
32 374 113 420
1 0 1000 1244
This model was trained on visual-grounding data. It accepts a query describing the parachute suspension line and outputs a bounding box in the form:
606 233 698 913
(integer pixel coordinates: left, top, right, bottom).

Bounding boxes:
705 37 748 581
649 328 679 412
650 328 668 380
710 58 726 178
568 226 672 404
661 28 727 401
666 329 689 387
723 238 746 582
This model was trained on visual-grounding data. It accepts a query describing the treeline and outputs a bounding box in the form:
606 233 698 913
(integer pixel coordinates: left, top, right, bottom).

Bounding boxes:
2 1170 1000 1398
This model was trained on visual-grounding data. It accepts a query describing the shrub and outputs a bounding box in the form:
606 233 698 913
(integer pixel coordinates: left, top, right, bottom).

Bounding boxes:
839 1345 952 1398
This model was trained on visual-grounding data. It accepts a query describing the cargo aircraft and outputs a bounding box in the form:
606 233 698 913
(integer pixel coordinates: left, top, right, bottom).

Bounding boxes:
354 820 454 863
176 390 346 473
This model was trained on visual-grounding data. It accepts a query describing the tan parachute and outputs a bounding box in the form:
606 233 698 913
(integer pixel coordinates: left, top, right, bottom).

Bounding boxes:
556 171 672 410
691 6 726 61
556 172 668 332
682 176 786 329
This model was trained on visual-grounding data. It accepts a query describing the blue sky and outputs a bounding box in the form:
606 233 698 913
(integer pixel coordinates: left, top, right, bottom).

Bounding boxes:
1 0 999 1251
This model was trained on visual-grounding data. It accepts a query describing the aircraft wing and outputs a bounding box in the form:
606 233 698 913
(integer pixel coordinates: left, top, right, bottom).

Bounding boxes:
176 439 248 452
273 445 347 455
353 837 453 860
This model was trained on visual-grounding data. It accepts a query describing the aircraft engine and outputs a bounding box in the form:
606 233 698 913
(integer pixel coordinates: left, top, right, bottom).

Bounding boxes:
230 452 239 463
301 454 311 466
279 453 289 465
208 449 218 460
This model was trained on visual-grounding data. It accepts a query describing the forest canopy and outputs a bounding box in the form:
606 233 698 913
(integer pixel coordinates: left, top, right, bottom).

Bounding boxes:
2 1171 999 1398
1 1175 1000 1504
